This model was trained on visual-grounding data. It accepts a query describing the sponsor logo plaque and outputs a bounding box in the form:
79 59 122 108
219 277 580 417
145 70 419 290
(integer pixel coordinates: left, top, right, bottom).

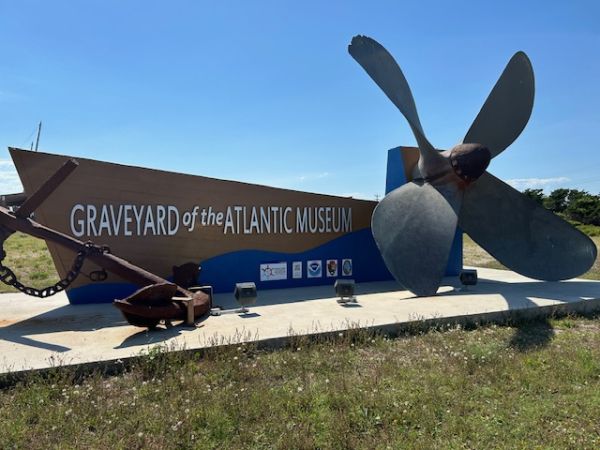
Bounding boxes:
326 259 338 277
342 259 353 276
260 262 288 281
292 261 302 279
307 260 322 278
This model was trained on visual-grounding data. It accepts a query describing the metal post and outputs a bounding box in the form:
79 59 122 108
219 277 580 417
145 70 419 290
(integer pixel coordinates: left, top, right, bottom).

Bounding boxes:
34 121 42 152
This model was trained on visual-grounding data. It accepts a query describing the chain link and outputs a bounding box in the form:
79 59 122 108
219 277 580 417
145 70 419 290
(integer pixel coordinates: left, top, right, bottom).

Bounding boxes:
0 242 110 298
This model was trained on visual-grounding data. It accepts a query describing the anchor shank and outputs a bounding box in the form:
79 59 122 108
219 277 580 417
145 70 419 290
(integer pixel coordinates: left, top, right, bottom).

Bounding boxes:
16 159 79 218
0 205 195 298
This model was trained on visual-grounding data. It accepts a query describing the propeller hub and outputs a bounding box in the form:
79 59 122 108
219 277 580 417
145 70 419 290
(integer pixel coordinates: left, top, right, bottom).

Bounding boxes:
449 143 491 183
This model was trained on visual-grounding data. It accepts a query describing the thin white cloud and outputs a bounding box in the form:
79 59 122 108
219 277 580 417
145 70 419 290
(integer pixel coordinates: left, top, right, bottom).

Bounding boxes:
506 176 570 191
0 90 24 102
337 192 375 200
297 172 330 182
0 160 23 193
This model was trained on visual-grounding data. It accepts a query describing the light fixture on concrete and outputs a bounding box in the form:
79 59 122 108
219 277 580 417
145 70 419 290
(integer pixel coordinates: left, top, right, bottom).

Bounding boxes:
210 282 257 316
459 269 478 291
234 282 257 310
334 279 357 304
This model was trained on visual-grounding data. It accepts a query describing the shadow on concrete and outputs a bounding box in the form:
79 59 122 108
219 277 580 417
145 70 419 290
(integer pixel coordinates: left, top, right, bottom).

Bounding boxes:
0 303 128 352
445 277 600 309
114 322 195 349
211 280 401 309
0 280 399 353
442 276 600 351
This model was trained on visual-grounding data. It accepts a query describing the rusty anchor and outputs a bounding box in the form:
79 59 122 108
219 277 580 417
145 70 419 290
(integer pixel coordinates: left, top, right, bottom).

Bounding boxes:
0 158 211 328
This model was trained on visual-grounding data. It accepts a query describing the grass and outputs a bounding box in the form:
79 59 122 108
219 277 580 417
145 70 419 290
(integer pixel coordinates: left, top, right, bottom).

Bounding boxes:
462 235 507 271
0 232 56 294
575 224 600 237
1 318 600 448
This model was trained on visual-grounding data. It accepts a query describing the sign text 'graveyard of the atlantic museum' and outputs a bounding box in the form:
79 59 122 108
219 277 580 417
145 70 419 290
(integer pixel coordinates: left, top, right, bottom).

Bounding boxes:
69 204 353 237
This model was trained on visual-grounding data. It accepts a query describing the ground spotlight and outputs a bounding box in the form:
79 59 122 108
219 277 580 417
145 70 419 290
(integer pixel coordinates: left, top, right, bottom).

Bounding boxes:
211 282 258 316
459 269 478 291
334 279 357 304
234 282 257 310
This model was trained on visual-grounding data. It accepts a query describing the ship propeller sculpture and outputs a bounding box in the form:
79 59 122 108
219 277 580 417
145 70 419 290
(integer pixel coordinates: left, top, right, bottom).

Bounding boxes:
349 35 597 296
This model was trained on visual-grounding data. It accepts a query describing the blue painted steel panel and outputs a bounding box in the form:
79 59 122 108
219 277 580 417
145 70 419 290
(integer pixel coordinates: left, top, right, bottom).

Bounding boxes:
67 228 393 304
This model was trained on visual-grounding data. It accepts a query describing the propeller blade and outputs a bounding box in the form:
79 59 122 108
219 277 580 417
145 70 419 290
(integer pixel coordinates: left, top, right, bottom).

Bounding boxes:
459 172 597 280
372 180 462 296
463 52 535 158
349 35 443 166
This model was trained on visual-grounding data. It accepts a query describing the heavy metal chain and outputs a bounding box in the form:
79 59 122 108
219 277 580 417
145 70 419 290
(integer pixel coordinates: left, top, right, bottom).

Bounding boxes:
0 242 109 298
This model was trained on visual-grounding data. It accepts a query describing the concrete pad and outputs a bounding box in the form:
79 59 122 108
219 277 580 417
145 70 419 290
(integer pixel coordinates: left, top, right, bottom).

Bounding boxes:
1 267 600 374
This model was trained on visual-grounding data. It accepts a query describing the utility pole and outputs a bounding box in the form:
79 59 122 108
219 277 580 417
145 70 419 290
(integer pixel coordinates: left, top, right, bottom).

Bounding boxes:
34 121 42 152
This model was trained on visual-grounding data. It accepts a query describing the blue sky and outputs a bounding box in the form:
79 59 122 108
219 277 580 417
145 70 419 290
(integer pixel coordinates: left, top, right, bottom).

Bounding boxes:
0 1 598 198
